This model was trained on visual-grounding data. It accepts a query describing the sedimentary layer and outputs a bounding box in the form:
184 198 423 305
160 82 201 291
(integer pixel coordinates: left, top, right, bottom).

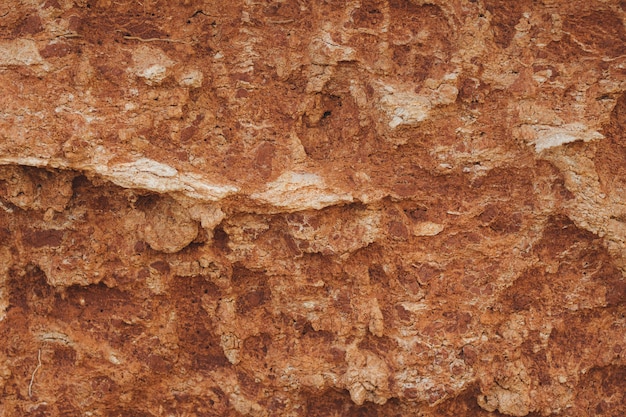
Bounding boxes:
0 1 625 416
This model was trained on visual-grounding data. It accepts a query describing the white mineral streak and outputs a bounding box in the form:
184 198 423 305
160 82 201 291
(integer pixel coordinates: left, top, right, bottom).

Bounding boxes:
0 157 361 209
0 156 239 201
0 157 51 167
251 171 353 211
531 123 604 152
112 157 178 178
102 159 239 200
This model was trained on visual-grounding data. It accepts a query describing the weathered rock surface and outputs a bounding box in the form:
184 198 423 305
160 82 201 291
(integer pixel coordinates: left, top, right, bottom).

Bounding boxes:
0 0 625 415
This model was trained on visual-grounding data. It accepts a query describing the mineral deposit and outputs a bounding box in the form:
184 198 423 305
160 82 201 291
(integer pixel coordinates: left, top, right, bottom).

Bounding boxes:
0 0 625 416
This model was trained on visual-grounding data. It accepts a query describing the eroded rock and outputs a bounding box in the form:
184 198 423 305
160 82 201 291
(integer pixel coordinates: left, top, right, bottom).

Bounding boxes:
0 1 624 416
141 196 199 253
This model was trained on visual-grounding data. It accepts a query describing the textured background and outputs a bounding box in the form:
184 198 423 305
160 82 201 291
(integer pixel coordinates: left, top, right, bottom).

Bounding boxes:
0 0 625 415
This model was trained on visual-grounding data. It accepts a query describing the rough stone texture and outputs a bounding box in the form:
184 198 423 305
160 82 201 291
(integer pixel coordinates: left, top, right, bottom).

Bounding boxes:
0 0 625 416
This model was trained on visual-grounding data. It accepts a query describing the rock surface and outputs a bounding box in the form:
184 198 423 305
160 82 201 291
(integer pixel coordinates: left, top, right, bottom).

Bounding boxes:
0 0 625 416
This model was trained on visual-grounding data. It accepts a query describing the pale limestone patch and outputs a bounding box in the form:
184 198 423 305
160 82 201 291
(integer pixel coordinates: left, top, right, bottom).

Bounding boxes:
0 39 43 67
251 171 353 211
309 32 356 65
412 222 445 236
376 77 458 131
529 123 604 152
399 302 429 313
131 45 175 85
379 88 431 129
178 69 204 88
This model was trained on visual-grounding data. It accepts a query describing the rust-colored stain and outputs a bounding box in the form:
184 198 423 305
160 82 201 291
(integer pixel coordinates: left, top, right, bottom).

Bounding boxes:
0 0 624 415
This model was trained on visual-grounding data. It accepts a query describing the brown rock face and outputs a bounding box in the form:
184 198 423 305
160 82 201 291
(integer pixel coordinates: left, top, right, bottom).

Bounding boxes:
0 0 625 416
